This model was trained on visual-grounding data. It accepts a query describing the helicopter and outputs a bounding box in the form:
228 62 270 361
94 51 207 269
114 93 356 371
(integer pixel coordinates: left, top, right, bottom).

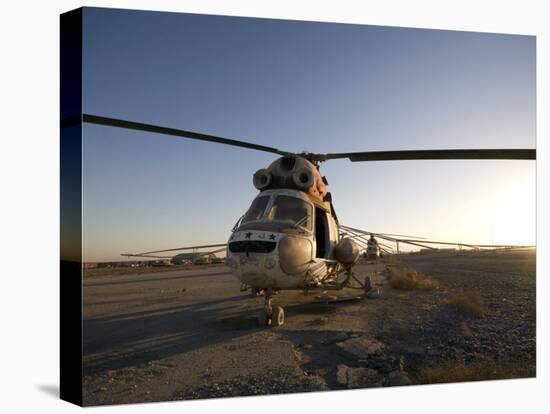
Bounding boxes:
365 235 380 261
64 114 536 327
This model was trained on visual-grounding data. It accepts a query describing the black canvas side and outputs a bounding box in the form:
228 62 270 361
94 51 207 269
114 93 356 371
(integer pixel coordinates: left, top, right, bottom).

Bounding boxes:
60 7 83 406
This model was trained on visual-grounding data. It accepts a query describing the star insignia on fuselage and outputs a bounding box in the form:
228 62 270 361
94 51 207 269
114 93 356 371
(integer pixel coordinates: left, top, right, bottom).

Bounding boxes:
269 234 276 240
245 232 252 239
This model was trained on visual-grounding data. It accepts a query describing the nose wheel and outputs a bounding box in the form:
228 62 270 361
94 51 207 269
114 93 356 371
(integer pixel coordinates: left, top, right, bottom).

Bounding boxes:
262 289 285 327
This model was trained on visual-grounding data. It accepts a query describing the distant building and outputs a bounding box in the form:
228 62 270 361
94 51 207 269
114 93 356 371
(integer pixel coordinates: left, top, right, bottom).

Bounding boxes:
171 252 218 265
415 247 457 254
150 259 173 267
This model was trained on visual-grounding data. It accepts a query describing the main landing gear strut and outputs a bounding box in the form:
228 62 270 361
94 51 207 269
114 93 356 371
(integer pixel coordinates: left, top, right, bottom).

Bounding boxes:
263 288 284 327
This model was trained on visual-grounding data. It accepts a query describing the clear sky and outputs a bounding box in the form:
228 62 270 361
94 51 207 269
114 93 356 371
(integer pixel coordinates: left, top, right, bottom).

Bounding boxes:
81 7 535 262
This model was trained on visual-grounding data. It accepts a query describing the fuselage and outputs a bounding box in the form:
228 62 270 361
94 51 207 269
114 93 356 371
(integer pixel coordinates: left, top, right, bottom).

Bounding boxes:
225 155 361 290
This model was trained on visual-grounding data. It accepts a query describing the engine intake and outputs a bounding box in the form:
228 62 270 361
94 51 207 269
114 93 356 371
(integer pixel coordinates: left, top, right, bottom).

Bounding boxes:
253 168 272 190
292 167 314 189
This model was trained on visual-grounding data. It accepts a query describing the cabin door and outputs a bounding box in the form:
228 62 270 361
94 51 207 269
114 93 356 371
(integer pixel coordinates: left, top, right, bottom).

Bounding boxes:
315 207 329 258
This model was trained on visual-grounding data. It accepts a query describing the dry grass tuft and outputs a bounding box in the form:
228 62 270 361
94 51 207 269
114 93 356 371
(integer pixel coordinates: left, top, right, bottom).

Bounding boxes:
387 266 439 290
444 292 486 317
417 362 535 384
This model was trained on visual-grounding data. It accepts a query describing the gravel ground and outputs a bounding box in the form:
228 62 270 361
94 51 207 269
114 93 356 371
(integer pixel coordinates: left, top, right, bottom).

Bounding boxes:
82 249 535 406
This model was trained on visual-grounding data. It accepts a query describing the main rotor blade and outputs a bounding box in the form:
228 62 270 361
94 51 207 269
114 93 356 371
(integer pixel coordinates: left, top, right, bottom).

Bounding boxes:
62 114 291 157
122 246 227 259
120 254 173 259
339 225 535 249
340 225 400 242
369 232 427 240
121 243 227 257
62 115 536 162
392 238 534 249
320 149 535 162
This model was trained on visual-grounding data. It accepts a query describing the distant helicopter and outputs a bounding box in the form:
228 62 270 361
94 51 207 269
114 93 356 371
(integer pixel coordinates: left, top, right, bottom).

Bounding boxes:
365 235 380 261
65 114 536 326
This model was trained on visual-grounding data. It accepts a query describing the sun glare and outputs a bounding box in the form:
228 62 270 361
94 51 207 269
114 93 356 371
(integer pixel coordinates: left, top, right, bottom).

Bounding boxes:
490 172 536 246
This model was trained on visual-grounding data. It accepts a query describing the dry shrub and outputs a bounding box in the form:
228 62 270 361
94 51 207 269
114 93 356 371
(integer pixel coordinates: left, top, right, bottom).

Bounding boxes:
387 267 439 290
461 321 473 338
417 362 535 384
444 292 486 317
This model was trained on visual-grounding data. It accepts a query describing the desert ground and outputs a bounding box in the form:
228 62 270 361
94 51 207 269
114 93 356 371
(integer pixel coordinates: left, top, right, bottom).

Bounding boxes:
82 249 536 406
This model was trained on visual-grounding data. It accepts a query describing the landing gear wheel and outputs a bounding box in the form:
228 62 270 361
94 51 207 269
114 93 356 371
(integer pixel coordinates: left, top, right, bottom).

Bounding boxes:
272 306 285 327
261 288 284 327
263 288 273 326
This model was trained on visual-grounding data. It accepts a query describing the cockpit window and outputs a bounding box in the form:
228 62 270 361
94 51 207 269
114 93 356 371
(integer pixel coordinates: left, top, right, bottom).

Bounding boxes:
242 196 270 223
266 195 312 230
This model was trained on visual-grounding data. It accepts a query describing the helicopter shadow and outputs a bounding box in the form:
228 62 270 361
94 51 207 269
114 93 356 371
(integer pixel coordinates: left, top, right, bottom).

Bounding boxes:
82 291 356 376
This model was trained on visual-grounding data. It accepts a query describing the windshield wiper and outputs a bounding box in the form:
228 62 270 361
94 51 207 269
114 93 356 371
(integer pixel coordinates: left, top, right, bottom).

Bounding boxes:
292 216 310 230
232 215 244 232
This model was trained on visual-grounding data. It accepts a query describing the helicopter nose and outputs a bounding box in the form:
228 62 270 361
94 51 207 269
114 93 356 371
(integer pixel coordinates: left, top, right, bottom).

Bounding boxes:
278 235 313 275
